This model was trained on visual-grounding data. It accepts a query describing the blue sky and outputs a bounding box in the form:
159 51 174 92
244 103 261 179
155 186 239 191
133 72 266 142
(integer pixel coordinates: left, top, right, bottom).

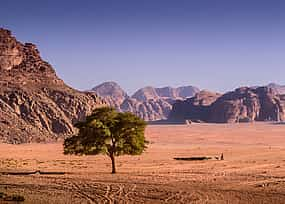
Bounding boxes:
1 0 285 94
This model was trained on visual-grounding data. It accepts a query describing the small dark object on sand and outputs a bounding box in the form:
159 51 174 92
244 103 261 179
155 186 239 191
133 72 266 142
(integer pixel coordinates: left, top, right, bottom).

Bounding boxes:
220 153 224 160
174 157 212 161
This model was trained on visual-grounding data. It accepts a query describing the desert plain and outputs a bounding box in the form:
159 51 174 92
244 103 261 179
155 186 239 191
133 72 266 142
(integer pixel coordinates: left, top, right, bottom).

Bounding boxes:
0 123 285 204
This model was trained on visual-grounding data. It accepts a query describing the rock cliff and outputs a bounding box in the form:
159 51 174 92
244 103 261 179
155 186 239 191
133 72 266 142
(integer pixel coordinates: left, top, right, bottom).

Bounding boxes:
168 90 221 122
0 28 105 143
169 87 285 123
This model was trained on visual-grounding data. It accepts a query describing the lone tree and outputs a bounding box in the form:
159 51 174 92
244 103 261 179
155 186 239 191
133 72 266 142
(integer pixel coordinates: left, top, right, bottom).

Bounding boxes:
63 107 148 173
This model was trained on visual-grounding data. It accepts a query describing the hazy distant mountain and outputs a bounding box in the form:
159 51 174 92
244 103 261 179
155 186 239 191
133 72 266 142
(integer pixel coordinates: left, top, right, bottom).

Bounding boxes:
91 82 200 121
91 82 128 108
169 86 285 123
267 83 285 95
0 28 105 143
132 86 199 102
92 81 127 99
132 86 160 102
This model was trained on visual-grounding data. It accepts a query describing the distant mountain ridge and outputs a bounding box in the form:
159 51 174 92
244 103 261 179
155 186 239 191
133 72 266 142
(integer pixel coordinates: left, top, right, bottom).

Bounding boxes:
91 82 285 122
169 86 285 123
132 86 200 101
91 82 200 121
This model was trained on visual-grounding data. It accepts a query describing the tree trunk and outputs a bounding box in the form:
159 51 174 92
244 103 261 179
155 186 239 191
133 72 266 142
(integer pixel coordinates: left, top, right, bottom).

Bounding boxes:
110 154 116 174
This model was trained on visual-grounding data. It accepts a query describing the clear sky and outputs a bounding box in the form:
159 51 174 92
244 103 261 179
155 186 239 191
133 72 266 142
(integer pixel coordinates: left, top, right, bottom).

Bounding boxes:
1 0 285 94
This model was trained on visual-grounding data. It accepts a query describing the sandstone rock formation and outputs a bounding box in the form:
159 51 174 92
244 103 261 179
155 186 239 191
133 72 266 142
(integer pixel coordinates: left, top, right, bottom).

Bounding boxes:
121 98 172 121
0 28 105 143
169 87 285 123
132 86 199 102
168 90 221 122
91 81 127 108
132 87 160 102
92 82 199 121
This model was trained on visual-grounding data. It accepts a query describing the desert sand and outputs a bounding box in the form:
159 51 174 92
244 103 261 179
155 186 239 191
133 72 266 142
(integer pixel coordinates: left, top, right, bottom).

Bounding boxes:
1 123 285 203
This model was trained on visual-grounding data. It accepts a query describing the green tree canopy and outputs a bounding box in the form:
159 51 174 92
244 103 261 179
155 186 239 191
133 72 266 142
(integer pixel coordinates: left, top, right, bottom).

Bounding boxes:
64 107 148 173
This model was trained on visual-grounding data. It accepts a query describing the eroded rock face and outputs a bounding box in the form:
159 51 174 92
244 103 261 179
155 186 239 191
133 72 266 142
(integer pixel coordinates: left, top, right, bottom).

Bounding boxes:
168 90 221 122
91 81 128 109
0 29 24 70
92 82 200 121
120 98 173 121
0 28 105 143
168 87 285 123
132 86 199 102
155 86 200 99
132 87 160 102
209 87 285 123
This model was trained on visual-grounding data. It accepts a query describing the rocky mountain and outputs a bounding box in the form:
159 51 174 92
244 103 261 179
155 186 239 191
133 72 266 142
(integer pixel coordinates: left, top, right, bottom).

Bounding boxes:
169 86 285 123
267 83 285 95
92 82 199 121
132 87 160 102
0 28 105 143
91 81 127 108
168 90 221 122
121 98 172 121
132 86 199 102
156 86 200 99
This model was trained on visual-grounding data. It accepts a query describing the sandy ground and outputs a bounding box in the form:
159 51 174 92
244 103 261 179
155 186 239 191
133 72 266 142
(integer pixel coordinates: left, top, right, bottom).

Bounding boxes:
1 123 285 203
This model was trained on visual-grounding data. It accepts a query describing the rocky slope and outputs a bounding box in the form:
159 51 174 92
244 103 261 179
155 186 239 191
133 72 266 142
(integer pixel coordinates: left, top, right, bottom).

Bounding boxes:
92 82 199 121
91 81 127 108
169 86 285 123
0 28 105 143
